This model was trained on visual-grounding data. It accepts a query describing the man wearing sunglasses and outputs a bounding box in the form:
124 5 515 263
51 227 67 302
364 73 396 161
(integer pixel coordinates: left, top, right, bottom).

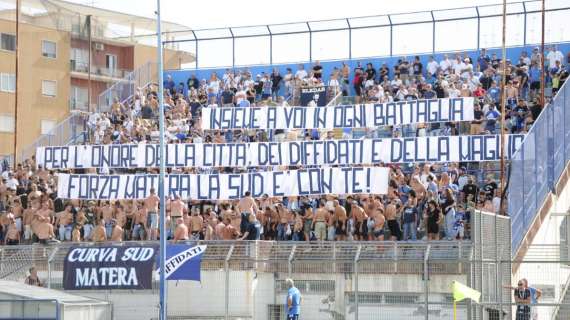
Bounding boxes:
506 280 531 320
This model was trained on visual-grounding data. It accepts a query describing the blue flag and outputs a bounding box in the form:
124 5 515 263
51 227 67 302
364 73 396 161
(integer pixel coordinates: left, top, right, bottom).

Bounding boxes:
159 244 206 281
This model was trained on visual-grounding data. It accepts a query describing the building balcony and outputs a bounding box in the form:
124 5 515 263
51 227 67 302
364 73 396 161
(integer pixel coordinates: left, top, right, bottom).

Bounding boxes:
70 60 131 82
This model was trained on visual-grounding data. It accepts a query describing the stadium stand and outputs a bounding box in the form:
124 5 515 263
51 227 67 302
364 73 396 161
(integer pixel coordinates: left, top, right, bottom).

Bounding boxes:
0 43 568 246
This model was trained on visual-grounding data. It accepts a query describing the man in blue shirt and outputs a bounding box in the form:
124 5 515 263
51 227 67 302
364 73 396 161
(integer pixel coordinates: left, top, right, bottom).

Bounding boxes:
163 74 175 96
285 278 302 319
477 48 491 72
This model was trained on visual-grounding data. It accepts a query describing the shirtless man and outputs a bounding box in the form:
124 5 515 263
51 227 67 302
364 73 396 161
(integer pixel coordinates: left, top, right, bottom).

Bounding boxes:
169 195 186 238
263 206 277 240
27 183 42 204
56 204 74 241
132 203 148 241
173 218 189 241
114 204 127 238
99 201 115 240
334 200 348 241
385 200 402 241
215 218 226 240
311 201 329 241
351 201 368 241
22 201 36 243
189 208 204 240
259 194 273 211
204 216 217 240
123 200 135 240
31 202 53 243
37 201 54 225
11 198 23 234
144 188 160 240
110 220 124 242
222 218 239 240
238 191 259 234
92 220 107 242
224 207 241 231
4 218 20 245
71 224 82 242
371 207 386 241
276 204 290 241
34 218 56 244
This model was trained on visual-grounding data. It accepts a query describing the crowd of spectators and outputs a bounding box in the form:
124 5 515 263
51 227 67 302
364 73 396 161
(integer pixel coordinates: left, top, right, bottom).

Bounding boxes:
0 45 568 245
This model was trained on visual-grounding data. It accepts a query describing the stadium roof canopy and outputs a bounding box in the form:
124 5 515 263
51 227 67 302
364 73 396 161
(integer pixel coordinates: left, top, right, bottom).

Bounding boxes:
0 0 191 43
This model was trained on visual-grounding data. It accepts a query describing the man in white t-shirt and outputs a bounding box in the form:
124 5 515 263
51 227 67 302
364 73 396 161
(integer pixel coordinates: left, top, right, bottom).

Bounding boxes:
453 58 465 76
426 56 439 78
461 58 473 79
546 45 564 68
5 172 19 189
440 54 452 75
295 64 308 79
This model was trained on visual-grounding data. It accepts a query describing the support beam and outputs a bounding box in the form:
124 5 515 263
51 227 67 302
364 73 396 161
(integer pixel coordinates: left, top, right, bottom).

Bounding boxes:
387 15 393 56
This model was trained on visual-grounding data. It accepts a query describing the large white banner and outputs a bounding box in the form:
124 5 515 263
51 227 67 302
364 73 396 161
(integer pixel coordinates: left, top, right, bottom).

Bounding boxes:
201 97 474 130
38 135 524 169
56 167 390 200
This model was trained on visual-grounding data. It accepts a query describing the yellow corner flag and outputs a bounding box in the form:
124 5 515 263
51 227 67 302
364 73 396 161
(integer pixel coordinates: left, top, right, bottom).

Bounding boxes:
452 281 481 303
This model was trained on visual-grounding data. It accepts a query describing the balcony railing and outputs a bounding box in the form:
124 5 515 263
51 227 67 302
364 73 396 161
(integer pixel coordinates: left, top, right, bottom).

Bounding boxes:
70 60 130 79
69 99 89 111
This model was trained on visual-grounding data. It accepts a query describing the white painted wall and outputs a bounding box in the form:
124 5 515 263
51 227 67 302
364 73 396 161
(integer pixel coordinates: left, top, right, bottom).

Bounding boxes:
66 271 467 320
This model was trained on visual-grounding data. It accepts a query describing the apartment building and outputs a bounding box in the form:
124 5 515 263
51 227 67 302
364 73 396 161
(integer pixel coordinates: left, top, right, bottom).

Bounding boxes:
0 0 194 159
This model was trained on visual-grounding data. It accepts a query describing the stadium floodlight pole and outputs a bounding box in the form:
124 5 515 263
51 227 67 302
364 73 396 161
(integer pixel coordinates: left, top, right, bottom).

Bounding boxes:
540 0 545 109
498 0 508 219
156 0 167 319
497 0 507 315
13 0 20 165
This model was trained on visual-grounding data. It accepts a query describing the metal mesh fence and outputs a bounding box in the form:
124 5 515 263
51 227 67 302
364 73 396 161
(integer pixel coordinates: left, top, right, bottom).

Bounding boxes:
1 241 569 320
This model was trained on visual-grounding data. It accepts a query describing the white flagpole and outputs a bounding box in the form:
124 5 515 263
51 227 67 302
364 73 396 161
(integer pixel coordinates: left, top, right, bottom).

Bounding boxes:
156 0 167 319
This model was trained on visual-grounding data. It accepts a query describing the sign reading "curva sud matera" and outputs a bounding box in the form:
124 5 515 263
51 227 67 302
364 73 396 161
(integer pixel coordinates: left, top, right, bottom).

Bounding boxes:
63 245 157 290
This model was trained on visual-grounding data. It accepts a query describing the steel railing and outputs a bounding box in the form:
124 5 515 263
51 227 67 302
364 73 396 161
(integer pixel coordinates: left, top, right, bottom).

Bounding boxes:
18 113 88 163
97 61 156 113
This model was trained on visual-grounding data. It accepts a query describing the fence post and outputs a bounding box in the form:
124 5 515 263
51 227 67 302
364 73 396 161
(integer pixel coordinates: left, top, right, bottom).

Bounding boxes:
354 245 362 320
498 259 503 319
424 244 431 320
393 241 398 273
47 247 58 289
288 245 296 279
224 245 234 320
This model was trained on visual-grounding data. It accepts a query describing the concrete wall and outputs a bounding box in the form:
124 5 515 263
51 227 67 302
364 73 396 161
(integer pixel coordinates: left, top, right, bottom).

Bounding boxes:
134 44 186 72
66 270 466 320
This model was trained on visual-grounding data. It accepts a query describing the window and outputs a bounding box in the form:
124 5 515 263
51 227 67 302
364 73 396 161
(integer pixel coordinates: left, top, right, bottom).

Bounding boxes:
106 54 117 71
276 280 335 294
42 80 57 97
41 119 56 135
1 33 15 51
42 40 56 58
0 114 14 132
0 73 15 92
70 48 89 72
71 86 88 110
